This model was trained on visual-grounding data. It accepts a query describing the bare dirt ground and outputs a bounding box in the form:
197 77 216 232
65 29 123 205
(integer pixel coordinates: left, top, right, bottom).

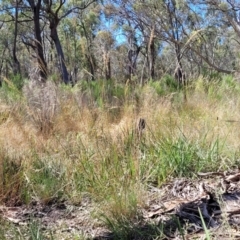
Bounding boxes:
2 169 240 239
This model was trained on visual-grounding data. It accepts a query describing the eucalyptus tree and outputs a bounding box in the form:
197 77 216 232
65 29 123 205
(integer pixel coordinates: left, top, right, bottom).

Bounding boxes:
171 0 236 77
12 0 21 75
38 0 97 83
103 0 145 81
26 0 48 81
127 0 192 83
58 16 80 83
0 0 96 83
0 0 23 78
0 23 10 78
77 4 100 81
197 0 240 73
58 4 100 82
128 0 236 80
103 0 189 82
0 0 52 81
95 30 114 79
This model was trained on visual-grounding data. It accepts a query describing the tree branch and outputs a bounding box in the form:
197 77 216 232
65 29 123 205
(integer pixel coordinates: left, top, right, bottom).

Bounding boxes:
187 44 234 74
55 0 65 16
59 0 96 20
21 37 36 50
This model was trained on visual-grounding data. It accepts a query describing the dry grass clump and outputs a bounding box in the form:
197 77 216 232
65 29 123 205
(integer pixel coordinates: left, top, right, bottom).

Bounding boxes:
23 80 58 135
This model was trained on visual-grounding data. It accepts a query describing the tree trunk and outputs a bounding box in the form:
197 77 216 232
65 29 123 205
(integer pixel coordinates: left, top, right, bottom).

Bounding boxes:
106 54 111 80
148 25 156 80
50 26 69 84
27 0 48 81
13 0 20 75
81 22 96 81
174 44 185 86
149 39 155 79
104 51 111 80
87 54 96 81
128 46 141 80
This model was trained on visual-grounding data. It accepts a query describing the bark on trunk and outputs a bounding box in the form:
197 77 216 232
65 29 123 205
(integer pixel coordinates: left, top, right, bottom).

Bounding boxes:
28 0 48 81
87 54 96 81
128 46 141 80
81 22 96 81
50 26 69 84
106 54 111 80
174 44 186 86
104 51 111 80
13 1 20 75
150 43 155 79
148 26 156 80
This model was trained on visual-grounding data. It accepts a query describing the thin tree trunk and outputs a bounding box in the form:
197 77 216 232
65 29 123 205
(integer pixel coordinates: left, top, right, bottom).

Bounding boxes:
148 26 156 80
140 52 147 86
128 46 141 80
88 54 96 81
81 22 96 81
149 42 155 79
13 0 20 75
0 47 7 87
106 54 111 80
27 0 48 81
104 51 111 80
174 44 185 86
50 26 69 84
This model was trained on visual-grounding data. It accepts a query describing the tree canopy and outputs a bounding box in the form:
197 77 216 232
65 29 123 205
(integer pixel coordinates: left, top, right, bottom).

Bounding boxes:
0 0 240 84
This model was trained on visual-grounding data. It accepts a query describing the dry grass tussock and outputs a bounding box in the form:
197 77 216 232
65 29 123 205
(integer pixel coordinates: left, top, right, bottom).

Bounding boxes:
23 80 58 135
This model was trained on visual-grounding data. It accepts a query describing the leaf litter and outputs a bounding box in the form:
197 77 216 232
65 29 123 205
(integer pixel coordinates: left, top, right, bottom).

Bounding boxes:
2 170 240 239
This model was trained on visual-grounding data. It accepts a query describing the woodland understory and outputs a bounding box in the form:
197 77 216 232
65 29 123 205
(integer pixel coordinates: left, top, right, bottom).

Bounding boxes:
1 0 240 239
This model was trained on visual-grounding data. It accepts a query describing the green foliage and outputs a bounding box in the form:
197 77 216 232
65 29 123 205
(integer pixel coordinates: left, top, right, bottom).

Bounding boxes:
162 74 179 90
0 76 23 102
0 218 23 240
202 68 223 81
76 143 136 201
141 134 223 184
199 74 240 101
29 220 46 240
149 74 182 97
78 79 126 107
199 208 211 240
101 213 164 240
149 80 164 95
0 217 53 240
10 74 24 90
27 158 65 203
0 75 23 101
0 149 25 205
220 74 240 92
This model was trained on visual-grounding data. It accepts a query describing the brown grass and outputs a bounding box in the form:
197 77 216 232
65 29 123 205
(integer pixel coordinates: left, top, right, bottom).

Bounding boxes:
0 77 239 205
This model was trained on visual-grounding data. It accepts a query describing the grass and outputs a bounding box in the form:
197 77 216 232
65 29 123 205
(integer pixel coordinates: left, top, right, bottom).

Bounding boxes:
0 74 239 238
0 217 51 240
199 208 211 240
